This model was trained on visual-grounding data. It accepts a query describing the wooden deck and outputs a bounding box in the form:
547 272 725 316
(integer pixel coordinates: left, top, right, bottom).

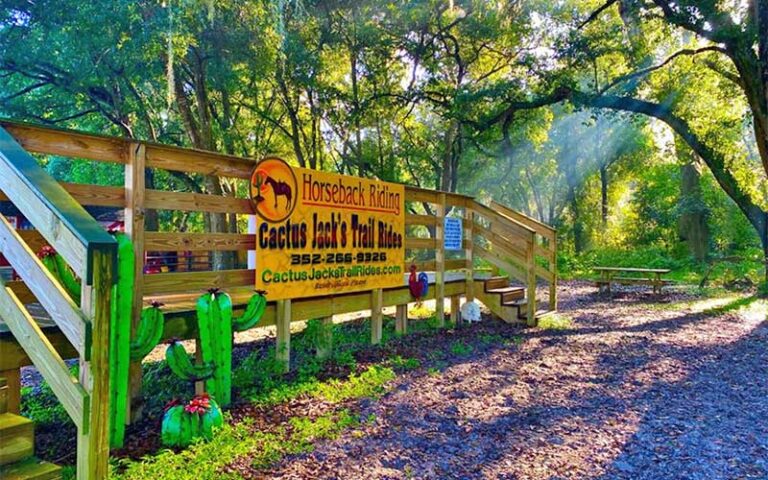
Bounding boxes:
0 120 557 479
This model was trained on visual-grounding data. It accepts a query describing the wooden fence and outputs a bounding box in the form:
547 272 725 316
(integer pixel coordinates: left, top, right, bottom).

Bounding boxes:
0 120 556 479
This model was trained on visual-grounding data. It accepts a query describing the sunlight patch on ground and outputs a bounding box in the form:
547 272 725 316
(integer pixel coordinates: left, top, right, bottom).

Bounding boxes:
686 295 743 314
740 299 767 325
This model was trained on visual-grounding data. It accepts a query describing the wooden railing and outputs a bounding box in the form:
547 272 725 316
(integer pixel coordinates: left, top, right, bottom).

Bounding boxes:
0 120 556 478
0 125 116 479
491 201 558 311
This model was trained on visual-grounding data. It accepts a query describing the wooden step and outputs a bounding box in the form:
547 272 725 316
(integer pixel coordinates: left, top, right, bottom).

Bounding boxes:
0 457 61 480
0 413 34 466
487 286 525 304
484 276 510 292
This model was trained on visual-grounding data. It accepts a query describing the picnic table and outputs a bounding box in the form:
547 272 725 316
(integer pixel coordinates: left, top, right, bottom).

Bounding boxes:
595 267 672 294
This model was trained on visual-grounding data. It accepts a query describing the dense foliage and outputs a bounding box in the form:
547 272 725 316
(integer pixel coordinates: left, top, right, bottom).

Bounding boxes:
1 0 766 284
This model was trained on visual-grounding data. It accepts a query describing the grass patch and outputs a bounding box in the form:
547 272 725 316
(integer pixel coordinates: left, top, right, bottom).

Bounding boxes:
449 340 473 357
537 313 572 330
110 365 393 480
388 355 421 371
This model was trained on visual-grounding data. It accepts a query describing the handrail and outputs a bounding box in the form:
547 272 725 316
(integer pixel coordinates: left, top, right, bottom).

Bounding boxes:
491 201 556 239
0 124 116 479
0 126 117 283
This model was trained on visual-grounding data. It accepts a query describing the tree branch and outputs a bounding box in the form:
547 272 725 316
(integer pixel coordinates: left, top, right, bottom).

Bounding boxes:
599 46 727 94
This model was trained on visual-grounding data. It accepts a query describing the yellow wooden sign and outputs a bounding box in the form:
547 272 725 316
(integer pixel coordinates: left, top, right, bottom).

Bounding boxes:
250 157 405 301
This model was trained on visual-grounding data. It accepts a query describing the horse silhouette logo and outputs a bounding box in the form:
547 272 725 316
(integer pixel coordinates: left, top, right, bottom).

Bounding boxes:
250 156 298 223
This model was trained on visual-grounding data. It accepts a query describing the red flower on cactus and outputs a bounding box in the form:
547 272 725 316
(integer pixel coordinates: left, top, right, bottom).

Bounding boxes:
184 394 212 415
150 300 165 308
38 245 57 259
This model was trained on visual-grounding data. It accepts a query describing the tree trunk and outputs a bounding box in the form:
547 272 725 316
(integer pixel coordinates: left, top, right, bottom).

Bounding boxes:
677 157 709 262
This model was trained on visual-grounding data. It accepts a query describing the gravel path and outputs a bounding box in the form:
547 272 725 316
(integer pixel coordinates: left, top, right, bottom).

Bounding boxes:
263 282 768 480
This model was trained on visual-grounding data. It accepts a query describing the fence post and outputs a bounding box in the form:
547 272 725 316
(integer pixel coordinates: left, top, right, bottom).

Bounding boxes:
371 288 383 344
549 235 558 311
276 299 291 373
525 236 536 325
395 304 408 334
465 206 474 304
0 368 20 414
124 143 146 422
435 193 446 326
77 250 114 480
316 316 333 360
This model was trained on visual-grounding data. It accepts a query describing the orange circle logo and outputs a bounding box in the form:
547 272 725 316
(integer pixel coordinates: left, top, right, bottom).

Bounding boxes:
249 157 298 223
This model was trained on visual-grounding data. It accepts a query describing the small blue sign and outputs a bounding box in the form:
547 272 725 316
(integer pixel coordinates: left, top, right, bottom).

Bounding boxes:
444 217 463 251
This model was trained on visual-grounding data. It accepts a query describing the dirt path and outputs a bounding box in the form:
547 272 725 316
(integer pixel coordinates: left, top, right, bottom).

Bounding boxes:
263 282 768 480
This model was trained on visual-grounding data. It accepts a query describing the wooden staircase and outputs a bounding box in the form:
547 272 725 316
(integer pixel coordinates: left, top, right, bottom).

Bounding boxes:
0 378 61 480
476 276 556 326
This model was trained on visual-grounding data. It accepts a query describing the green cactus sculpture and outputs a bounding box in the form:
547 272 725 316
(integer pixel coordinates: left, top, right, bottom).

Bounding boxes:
38 246 81 302
165 341 215 381
130 303 165 361
165 289 266 407
161 394 224 448
108 232 164 448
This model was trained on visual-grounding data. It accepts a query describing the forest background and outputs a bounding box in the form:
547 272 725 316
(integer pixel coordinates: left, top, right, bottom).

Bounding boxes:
1 0 767 287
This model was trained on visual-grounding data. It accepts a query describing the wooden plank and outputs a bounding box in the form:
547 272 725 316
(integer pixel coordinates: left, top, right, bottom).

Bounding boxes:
444 258 467 271
77 249 113 480
145 144 253 179
490 201 556 239
0 369 20 414
435 193 446 327
473 225 525 262
276 300 291 373
404 186 471 208
0 283 86 429
0 215 90 358
2 121 127 164
142 269 254 294
404 260 436 272
0 182 124 208
125 143 145 423
405 213 437 226
144 232 255 252
475 245 526 283
404 187 439 205
61 183 125 208
371 289 383 345
145 189 253 214
0 127 116 281
404 237 436 250
471 202 535 238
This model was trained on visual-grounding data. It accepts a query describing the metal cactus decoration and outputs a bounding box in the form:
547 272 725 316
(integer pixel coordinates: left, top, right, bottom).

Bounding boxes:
165 289 266 407
108 232 164 448
38 245 81 302
161 394 224 448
